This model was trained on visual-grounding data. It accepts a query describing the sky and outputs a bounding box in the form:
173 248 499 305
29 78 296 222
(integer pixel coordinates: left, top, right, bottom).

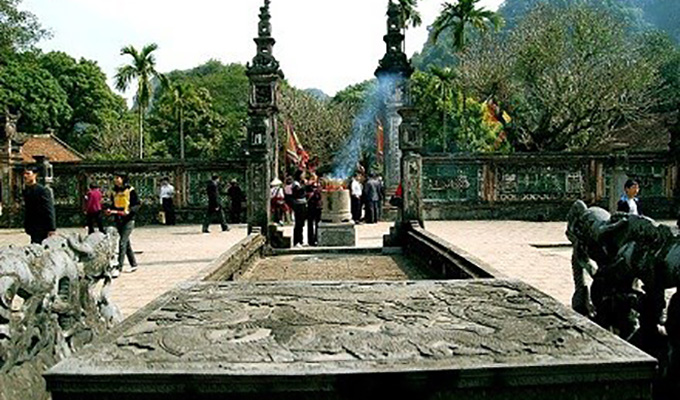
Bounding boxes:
21 0 504 100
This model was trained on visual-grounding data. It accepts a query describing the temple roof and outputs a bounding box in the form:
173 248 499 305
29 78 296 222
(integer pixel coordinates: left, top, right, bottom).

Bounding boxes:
20 133 84 163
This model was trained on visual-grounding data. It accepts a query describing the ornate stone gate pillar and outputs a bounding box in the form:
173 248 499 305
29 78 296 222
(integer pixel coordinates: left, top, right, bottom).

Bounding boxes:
375 1 414 196
245 0 283 236
398 94 423 228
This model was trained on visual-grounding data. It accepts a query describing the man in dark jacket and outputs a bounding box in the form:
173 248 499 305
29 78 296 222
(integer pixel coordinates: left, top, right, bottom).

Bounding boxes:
202 175 229 233
22 167 56 244
107 173 140 275
363 173 382 224
227 179 244 223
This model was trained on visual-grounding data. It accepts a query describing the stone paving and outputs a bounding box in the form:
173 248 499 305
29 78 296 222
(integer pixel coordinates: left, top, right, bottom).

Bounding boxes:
238 253 429 281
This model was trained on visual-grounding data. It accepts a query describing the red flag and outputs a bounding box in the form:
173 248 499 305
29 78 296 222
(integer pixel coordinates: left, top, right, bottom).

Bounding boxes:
285 122 309 169
285 122 299 164
376 118 384 162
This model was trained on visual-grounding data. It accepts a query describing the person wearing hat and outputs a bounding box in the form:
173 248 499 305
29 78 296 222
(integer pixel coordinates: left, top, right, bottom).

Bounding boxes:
270 178 285 226
227 178 244 224
22 166 56 244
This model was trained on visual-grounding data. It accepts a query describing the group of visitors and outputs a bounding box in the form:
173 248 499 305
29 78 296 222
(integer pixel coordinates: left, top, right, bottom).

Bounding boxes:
201 175 244 233
23 166 139 277
270 169 322 247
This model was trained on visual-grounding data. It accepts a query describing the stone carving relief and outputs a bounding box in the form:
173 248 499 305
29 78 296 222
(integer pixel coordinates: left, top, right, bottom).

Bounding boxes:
0 228 121 379
56 280 648 377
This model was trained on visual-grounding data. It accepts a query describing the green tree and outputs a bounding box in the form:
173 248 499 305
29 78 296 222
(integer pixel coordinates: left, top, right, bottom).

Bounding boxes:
429 66 458 151
0 52 71 134
39 51 127 151
431 0 503 144
279 83 355 170
0 0 49 58
114 43 161 159
147 60 249 159
489 4 663 150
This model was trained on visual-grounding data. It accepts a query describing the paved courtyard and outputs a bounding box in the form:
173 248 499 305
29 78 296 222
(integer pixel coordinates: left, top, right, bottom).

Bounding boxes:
1 219 677 318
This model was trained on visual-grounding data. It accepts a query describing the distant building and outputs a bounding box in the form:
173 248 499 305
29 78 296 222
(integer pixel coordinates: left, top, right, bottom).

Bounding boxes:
20 133 84 164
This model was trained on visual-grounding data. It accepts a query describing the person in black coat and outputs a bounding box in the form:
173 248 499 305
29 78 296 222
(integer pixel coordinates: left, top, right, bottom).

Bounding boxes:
22 167 56 244
202 175 229 233
227 179 244 223
616 179 643 216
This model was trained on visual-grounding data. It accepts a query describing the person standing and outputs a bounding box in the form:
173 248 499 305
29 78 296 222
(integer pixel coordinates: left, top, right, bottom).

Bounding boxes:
202 175 229 233
306 174 322 246
227 179 244 224
363 173 382 224
84 182 105 234
22 166 56 244
350 174 363 223
107 174 140 274
159 177 176 225
617 179 643 216
291 170 307 247
270 178 286 225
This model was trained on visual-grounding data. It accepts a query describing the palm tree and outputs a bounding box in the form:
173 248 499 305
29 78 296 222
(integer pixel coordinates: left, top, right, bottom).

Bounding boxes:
114 43 161 159
431 0 503 145
430 66 458 151
395 0 422 51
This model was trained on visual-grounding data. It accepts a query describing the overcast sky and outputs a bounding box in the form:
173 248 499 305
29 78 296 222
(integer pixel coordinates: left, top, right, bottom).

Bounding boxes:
22 0 503 99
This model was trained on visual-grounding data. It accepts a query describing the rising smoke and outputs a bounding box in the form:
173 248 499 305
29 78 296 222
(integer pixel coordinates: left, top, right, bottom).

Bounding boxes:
331 73 402 180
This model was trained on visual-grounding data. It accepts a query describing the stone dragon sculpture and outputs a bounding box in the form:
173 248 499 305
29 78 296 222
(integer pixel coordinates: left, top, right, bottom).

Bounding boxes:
0 228 121 377
567 200 679 396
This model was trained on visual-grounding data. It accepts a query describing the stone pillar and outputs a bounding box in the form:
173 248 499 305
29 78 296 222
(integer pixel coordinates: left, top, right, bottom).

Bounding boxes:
375 0 413 196
398 99 423 228
381 81 404 195
245 0 283 237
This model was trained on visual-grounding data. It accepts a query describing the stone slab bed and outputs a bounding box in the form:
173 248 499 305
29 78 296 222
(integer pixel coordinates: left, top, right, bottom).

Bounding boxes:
45 280 655 400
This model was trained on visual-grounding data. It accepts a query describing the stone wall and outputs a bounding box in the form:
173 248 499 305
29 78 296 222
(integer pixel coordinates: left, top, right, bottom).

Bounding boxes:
2 159 247 228
422 151 675 221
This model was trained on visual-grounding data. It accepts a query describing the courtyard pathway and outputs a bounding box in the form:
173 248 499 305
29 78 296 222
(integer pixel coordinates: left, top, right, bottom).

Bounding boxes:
1 219 676 317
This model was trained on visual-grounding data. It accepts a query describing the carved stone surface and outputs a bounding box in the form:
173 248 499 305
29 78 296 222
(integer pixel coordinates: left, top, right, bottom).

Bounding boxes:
46 280 655 399
317 222 356 247
0 229 121 400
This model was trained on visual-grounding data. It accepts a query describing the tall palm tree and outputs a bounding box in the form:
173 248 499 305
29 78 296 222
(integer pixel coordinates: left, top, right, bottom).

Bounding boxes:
395 0 422 51
114 43 161 159
430 66 458 151
431 0 503 145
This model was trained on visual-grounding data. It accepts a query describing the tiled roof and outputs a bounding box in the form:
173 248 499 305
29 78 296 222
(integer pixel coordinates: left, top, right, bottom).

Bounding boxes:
21 134 84 163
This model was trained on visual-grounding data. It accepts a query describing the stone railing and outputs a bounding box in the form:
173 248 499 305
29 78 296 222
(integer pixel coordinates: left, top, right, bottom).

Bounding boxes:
422 151 675 220
2 159 247 228
0 229 121 400
403 221 502 279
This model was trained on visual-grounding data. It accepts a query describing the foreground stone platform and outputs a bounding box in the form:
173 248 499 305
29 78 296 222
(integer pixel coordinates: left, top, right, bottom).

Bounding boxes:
45 280 655 399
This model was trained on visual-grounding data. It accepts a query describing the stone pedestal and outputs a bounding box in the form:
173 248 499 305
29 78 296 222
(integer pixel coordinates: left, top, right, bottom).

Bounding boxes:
317 222 356 247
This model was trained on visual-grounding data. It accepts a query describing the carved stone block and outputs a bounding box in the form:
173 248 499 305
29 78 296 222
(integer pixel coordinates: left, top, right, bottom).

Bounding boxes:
46 280 655 400
317 222 356 247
